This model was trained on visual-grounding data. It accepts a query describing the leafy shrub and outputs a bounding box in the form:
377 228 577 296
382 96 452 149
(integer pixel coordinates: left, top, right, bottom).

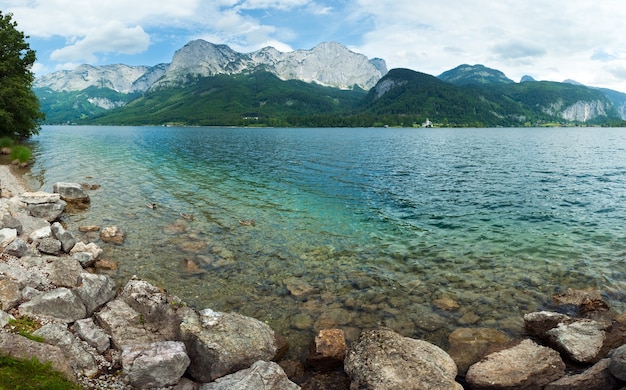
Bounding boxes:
9 145 31 163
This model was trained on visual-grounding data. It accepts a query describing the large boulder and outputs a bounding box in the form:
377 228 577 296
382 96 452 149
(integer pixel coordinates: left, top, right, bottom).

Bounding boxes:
344 327 462 390
44 255 84 288
72 318 111 353
180 308 279 382
546 319 609 363
20 192 66 222
524 311 572 338
33 323 99 377
608 343 626 381
122 341 190 389
544 358 618 390
465 339 565 389
119 278 183 341
94 299 167 349
200 360 300 390
74 272 117 315
19 287 87 323
53 182 90 204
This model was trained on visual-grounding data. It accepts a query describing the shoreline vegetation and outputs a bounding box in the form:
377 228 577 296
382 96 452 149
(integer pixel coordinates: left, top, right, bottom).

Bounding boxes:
0 165 625 389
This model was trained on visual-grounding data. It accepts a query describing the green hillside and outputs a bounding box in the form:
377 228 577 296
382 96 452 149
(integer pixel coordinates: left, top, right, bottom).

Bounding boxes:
34 86 140 124
36 67 626 128
84 71 366 127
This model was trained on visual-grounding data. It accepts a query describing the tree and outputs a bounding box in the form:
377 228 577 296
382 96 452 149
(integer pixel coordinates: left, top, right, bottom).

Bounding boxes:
0 11 44 138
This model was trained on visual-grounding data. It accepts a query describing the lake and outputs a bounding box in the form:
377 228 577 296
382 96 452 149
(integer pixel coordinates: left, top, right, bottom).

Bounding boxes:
25 125 626 357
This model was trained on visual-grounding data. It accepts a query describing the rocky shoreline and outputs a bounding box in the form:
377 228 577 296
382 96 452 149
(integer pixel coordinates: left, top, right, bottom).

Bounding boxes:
0 167 625 389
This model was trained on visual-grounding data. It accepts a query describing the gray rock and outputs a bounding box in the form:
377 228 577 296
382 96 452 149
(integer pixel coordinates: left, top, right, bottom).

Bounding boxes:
33 323 99 377
19 287 87 322
45 255 84 288
0 278 22 310
609 344 626 381
72 251 95 268
0 227 16 249
72 318 111 353
119 278 182 341
547 320 608 363
174 377 201 390
0 212 22 234
545 358 618 390
53 182 90 204
74 272 117 315
19 191 61 204
29 225 51 242
180 308 279 382
51 222 77 252
344 327 462 390
0 261 47 289
37 237 62 255
200 360 300 390
14 210 50 239
122 341 190 389
4 237 31 257
465 339 565 389
95 299 166 349
0 332 77 383
26 199 66 222
524 311 572 338
70 241 103 260
0 309 15 327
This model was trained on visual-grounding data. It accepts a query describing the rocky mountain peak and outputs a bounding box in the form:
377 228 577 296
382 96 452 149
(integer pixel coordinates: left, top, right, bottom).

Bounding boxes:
438 64 514 86
152 39 386 91
34 64 153 93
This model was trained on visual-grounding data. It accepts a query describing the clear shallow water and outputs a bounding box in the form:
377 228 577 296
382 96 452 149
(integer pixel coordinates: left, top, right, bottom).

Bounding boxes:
26 126 626 357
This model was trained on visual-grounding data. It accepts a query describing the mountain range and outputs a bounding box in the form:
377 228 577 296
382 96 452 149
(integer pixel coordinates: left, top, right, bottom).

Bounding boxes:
33 40 626 127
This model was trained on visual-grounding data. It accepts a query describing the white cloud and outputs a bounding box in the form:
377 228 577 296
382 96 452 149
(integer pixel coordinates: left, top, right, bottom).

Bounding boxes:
50 21 150 63
6 0 626 91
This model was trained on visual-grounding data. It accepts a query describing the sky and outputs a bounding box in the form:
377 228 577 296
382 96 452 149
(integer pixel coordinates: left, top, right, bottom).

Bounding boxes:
3 0 626 93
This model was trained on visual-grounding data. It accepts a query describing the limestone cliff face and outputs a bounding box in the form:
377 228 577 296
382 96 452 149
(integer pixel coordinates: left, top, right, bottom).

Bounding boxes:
543 99 612 122
33 64 160 93
153 40 387 91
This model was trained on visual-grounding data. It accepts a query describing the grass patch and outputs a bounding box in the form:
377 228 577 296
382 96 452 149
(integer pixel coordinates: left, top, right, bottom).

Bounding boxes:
0 355 81 390
9 145 31 163
6 316 44 342
0 137 14 149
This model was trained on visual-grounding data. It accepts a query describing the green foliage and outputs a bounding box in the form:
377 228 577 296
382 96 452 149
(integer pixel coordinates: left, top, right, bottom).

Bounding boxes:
9 145 31 163
0 355 80 389
0 11 44 138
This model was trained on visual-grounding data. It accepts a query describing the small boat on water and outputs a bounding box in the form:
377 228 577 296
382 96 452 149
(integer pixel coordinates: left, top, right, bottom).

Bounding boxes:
239 219 256 226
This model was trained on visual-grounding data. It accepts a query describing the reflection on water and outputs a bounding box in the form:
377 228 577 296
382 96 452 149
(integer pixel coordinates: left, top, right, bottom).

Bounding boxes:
26 126 626 357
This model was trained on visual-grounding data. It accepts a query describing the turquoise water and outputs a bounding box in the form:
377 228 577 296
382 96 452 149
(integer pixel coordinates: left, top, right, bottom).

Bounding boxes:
26 126 626 356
